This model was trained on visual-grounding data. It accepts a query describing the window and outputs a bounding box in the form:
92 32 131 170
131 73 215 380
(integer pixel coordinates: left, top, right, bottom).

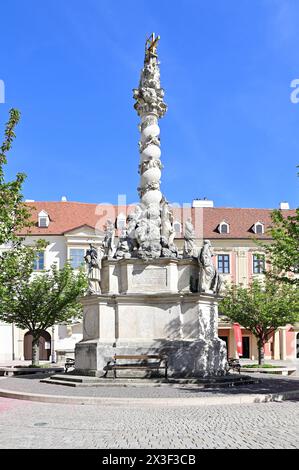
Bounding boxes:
253 222 264 234
117 213 126 230
253 254 265 274
69 248 85 269
218 254 230 274
219 222 229 234
39 217 48 227
33 251 45 271
38 210 49 228
174 221 181 234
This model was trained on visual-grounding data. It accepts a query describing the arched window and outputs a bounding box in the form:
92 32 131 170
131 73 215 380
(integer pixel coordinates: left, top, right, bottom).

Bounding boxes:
219 221 229 234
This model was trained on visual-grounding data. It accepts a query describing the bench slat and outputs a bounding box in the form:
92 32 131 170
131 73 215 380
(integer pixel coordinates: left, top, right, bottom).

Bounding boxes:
113 355 164 360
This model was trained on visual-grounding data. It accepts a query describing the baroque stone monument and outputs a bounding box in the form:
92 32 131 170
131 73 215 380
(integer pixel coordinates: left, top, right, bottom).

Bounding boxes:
75 33 227 377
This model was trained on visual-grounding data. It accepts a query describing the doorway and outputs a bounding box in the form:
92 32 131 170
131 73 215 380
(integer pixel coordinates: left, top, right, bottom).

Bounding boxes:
24 330 51 360
242 336 250 358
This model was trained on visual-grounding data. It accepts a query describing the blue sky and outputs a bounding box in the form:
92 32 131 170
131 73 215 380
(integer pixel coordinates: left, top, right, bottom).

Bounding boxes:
1 0 298 208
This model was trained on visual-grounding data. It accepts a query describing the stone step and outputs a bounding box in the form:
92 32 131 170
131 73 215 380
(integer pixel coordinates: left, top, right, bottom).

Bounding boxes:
40 378 102 387
46 374 102 383
40 374 258 388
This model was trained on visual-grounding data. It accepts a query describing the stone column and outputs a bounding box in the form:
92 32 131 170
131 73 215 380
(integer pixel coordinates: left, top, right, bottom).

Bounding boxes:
273 330 280 360
133 33 167 258
279 328 287 360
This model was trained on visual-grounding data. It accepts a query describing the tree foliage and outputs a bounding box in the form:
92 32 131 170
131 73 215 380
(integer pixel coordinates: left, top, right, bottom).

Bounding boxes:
0 109 88 365
0 109 32 245
0 109 42 310
0 263 87 365
260 208 299 286
220 278 299 364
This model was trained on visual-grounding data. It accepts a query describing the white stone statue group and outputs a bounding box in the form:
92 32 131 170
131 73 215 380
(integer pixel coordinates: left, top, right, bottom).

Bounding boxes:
84 215 222 296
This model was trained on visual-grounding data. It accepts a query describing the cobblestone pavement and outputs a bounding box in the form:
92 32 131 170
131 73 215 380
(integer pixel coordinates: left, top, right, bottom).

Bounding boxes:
0 396 298 449
0 374 299 398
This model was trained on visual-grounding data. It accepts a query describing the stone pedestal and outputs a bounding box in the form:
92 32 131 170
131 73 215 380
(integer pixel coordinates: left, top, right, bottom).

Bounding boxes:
75 258 227 378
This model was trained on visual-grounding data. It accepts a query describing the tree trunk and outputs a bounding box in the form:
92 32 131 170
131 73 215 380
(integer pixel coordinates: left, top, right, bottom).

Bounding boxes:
257 340 265 365
32 334 40 367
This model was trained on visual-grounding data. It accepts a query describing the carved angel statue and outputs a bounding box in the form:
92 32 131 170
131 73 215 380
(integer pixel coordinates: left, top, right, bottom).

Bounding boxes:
183 217 196 258
84 243 103 294
198 240 222 294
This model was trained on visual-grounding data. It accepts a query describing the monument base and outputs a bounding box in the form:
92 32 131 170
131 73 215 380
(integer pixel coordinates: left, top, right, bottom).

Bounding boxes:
75 259 227 379
75 337 227 378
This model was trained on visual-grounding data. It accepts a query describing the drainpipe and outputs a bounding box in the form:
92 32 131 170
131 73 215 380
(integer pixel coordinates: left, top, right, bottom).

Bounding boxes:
51 325 56 363
12 323 15 361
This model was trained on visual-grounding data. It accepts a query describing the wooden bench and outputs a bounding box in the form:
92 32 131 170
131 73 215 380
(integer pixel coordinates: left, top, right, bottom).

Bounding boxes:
225 358 241 374
103 354 168 379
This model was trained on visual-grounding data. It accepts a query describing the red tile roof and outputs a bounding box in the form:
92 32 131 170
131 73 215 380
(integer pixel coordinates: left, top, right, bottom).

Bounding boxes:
200 207 284 239
19 201 295 240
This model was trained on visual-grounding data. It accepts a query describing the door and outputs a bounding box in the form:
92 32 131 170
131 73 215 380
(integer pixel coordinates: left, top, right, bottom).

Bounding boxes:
242 337 250 358
24 330 51 360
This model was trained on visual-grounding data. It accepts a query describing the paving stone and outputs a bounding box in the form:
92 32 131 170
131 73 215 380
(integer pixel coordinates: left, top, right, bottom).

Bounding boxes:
0 396 298 449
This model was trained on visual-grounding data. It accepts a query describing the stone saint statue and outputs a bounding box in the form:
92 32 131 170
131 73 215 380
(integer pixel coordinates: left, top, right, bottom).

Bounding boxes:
199 240 222 294
84 244 103 294
114 229 131 259
161 200 174 244
183 218 196 258
102 219 115 258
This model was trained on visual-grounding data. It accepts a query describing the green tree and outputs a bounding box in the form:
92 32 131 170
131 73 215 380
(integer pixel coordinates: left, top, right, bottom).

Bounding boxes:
0 263 87 366
0 109 87 365
0 108 31 245
260 207 299 286
220 278 299 364
0 108 40 305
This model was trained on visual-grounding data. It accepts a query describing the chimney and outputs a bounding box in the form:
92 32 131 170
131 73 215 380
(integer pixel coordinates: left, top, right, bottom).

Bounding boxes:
279 202 290 210
61 196 67 202
192 198 214 208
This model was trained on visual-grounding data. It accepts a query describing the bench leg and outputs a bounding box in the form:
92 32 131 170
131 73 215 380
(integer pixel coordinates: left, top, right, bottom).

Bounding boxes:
113 369 117 380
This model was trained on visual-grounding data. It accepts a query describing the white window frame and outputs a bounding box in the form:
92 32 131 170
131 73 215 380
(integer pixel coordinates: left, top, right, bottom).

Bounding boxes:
219 221 229 234
253 222 264 234
33 251 45 271
252 253 265 274
68 247 86 270
38 210 49 228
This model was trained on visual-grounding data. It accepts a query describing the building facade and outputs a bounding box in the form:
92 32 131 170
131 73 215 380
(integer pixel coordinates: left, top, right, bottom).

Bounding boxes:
0 199 297 363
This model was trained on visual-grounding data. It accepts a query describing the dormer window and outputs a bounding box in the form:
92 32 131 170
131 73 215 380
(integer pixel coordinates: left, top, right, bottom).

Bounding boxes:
253 222 264 235
38 210 49 228
219 221 229 234
116 213 126 230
